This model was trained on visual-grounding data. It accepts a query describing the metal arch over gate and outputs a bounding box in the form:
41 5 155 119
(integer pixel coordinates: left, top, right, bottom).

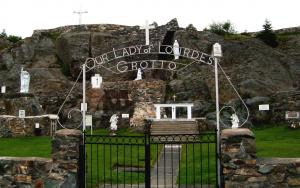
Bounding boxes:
84 43 214 74
75 41 226 188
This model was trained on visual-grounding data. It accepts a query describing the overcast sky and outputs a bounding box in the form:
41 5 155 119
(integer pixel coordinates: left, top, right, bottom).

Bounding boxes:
1 0 299 38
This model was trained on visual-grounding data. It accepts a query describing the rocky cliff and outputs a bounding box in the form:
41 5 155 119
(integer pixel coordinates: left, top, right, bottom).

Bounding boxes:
0 19 299 128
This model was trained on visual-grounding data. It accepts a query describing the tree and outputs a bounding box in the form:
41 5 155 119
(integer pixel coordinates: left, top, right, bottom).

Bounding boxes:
256 19 278 47
208 20 236 36
0 29 7 38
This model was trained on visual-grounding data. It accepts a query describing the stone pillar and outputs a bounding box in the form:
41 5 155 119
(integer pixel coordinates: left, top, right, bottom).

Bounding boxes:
49 129 82 188
155 106 161 120
171 106 176 119
187 106 192 119
221 128 259 187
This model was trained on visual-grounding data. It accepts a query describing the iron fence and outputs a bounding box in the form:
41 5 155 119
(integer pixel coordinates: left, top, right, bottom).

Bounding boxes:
80 131 218 188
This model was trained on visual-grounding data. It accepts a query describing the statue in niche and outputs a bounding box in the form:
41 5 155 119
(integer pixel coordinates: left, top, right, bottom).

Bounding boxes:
134 68 142 80
109 113 119 136
230 113 240 129
173 40 180 60
20 67 30 93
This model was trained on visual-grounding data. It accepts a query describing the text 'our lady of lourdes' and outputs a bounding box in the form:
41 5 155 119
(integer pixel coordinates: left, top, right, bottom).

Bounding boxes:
90 43 214 68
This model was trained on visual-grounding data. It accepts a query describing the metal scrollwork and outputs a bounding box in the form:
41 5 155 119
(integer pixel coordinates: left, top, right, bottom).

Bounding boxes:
56 68 83 130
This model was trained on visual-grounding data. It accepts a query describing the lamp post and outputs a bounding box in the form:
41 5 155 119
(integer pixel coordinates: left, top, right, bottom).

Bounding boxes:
82 65 86 132
82 66 103 132
212 42 222 187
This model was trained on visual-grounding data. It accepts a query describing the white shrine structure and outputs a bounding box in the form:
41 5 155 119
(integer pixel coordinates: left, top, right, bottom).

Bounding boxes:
154 103 194 120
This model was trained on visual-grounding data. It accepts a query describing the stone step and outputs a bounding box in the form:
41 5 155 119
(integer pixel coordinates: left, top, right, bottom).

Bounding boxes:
151 131 199 135
151 124 197 127
150 121 199 135
151 127 197 130
151 129 197 131
152 121 195 125
152 125 196 128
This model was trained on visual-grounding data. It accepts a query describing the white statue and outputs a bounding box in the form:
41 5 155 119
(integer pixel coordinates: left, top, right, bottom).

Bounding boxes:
230 113 240 129
173 40 180 60
1 86 6 93
20 67 30 93
134 68 142 80
109 114 119 135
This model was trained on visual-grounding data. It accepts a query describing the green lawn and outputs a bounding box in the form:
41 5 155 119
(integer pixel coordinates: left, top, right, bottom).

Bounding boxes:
253 124 300 158
85 128 163 187
1 125 299 159
179 143 216 186
86 140 146 186
0 136 52 158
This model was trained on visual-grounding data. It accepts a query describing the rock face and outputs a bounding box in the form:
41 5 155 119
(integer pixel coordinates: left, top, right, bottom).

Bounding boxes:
0 117 51 137
0 20 299 127
0 157 52 188
84 80 165 128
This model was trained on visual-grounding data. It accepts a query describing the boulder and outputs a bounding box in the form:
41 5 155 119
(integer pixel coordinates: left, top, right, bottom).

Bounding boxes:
56 32 90 77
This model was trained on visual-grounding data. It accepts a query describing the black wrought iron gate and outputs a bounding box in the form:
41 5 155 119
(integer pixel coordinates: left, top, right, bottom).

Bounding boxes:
79 131 218 188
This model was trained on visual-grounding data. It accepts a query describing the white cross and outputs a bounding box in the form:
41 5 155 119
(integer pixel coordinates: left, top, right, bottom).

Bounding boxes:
73 10 88 25
140 20 155 45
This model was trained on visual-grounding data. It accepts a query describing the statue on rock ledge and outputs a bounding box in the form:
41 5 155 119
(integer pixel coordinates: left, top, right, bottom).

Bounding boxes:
109 113 119 136
231 113 240 129
20 67 30 93
173 40 180 60
134 68 142 81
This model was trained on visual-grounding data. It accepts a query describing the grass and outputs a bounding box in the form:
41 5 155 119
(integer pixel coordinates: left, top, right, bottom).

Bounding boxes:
86 140 146 186
178 143 216 186
85 128 163 186
0 136 51 158
253 123 300 158
0 125 298 160
224 34 252 41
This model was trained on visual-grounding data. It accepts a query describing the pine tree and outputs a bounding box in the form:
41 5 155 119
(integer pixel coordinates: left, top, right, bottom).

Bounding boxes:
256 19 278 47
0 29 7 38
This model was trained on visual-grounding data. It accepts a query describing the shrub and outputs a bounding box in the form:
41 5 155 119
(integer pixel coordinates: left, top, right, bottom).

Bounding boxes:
208 20 236 36
7 35 22 43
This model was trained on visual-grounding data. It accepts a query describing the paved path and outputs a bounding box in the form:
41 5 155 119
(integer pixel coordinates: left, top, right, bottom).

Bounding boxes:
150 144 181 188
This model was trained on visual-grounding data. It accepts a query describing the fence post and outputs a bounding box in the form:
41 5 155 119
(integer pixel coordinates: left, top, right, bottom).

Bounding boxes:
144 119 151 188
51 129 82 188
221 128 256 187
78 141 85 188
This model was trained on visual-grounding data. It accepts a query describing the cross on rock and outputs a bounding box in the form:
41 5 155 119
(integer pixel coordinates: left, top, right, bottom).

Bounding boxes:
73 10 88 25
140 20 155 45
172 94 177 102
